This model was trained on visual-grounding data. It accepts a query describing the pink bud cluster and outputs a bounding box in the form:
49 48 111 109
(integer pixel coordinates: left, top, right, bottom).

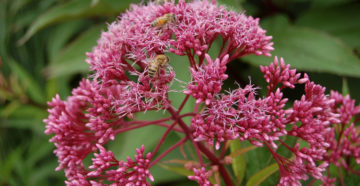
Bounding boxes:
259 58 338 185
320 91 360 182
44 80 112 183
259 58 360 185
169 0 273 58
260 56 305 93
188 167 217 186
88 145 153 185
190 56 360 185
44 78 168 184
185 54 228 105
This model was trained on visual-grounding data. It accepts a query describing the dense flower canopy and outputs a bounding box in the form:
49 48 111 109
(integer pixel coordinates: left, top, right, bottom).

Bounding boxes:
44 0 360 185
86 0 273 85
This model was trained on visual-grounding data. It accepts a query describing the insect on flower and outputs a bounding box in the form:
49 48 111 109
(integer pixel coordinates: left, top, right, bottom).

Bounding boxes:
151 13 176 28
148 54 170 77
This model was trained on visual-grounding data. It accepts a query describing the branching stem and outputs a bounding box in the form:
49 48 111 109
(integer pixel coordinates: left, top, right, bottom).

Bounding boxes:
167 107 234 186
151 121 178 158
150 137 188 167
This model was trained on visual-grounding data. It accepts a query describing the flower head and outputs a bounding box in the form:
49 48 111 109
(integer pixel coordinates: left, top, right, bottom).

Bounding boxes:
260 56 306 92
185 54 228 105
86 0 273 85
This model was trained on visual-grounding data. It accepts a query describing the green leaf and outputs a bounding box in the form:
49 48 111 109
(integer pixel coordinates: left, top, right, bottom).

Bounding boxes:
167 53 195 124
47 19 90 61
0 101 21 118
0 147 23 183
229 144 257 158
0 1 9 60
18 0 132 45
109 111 170 160
30 161 63 186
243 15 360 78
246 162 279 186
244 142 273 183
296 3 360 48
218 0 243 12
275 136 297 158
151 133 188 184
27 137 54 167
7 59 45 103
342 77 349 96
9 74 25 98
45 24 105 78
1 118 44 133
158 163 194 176
230 140 247 185
7 104 47 119
108 117 185 184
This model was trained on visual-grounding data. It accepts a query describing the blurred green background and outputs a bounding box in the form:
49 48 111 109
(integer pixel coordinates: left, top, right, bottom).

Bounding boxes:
0 0 359 185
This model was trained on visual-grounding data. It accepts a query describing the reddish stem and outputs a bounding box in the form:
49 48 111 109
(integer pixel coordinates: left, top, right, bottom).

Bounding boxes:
114 119 181 134
227 47 245 62
344 165 360 176
150 137 188 167
177 95 190 114
197 143 234 186
198 53 205 66
308 178 316 186
152 121 178 158
219 141 228 159
114 122 158 134
219 39 233 59
179 112 197 118
186 50 198 71
337 123 346 148
264 141 288 177
154 122 184 133
354 115 360 123
218 37 228 57
168 107 204 165
167 107 234 186
199 35 217 66
337 166 345 186
193 102 200 113
116 114 194 134
279 140 296 154
125 116 172 126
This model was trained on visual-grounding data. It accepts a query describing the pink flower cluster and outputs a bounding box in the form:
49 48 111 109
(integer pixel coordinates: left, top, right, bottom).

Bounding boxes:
86 0 273 85
190 57 303 150
259 58 360 185
260 57 305 93
185 54 228 105
188 167 217 186
44 0 360 185
321 91 360 181
192 83 269 149
43 80 153 185
190 56 360 185
88 145 153 186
